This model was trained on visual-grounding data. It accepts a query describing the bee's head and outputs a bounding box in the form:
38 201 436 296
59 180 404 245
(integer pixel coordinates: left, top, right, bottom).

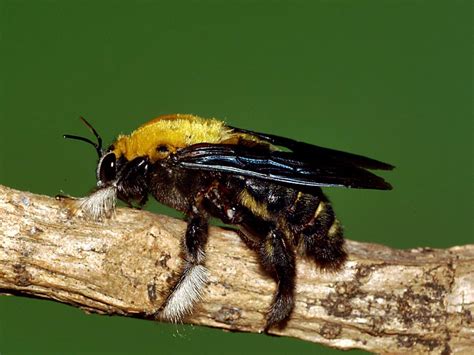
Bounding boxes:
64 117 118 219
96 151 117 188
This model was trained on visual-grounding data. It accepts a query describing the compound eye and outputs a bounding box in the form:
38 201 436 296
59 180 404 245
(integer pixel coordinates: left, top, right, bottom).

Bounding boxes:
98 152 116 184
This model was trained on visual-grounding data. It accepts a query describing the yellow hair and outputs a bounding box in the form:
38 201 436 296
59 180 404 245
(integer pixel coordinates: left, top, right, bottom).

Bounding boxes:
113 114 233 162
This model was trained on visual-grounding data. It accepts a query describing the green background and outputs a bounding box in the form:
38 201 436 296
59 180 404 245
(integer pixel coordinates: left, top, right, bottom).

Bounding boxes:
0 0 472 354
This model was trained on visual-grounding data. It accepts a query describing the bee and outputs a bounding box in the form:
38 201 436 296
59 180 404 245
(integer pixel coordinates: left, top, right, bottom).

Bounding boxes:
64 114 393 331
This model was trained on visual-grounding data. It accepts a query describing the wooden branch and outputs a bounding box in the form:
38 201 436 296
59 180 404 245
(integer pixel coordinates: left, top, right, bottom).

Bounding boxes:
0 184 473 354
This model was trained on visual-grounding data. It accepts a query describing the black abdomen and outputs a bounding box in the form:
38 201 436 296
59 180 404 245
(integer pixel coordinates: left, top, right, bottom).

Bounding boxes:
239 179 347 269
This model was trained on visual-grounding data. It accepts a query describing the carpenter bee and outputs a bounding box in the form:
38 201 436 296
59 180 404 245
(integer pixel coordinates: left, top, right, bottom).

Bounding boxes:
64 114 393 331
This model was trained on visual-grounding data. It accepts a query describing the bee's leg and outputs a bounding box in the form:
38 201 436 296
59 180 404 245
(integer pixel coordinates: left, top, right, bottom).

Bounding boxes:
55 193 76 200
298 200 347 269
236 229 260 249
116 157 149 207
258 227 296 332
136 194 148 209
158 209 209 322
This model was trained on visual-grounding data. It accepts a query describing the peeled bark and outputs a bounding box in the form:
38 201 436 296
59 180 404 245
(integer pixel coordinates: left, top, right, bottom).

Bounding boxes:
0 184 473 354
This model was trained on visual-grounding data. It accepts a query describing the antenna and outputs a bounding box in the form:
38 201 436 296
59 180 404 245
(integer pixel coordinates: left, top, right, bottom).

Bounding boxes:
64 116 103 157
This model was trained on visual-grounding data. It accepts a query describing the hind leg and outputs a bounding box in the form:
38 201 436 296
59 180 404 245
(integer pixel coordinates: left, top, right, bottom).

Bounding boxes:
198 180 298 330
256 227 296 331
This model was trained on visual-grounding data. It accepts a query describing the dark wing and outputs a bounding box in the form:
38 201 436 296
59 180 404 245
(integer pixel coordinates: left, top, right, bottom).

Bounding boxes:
173 140 393 191
230 126 395 171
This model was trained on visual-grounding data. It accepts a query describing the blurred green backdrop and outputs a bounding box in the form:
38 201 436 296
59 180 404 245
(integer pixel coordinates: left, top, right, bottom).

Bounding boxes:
0 0 472 354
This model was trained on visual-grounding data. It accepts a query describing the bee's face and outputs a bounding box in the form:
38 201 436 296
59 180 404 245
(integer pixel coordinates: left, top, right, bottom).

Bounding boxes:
96 151 117 187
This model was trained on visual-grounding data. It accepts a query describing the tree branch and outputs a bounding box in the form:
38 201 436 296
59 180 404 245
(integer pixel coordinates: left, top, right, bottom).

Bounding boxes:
0 184 472 353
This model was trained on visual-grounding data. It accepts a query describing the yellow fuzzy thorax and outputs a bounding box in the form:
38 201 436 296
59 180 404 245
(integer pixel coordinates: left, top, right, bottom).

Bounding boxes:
112 114 235 162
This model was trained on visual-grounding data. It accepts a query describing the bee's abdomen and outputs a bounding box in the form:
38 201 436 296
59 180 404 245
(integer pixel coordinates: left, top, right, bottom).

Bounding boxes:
239 180 347 269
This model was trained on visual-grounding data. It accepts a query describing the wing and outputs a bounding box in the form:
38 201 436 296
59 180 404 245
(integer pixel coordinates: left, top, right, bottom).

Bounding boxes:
229 126 395 171
173 140 393 191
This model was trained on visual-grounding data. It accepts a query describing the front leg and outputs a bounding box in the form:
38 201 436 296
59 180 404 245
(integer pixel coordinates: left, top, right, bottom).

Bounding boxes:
158 205 209 322
116 157 150 208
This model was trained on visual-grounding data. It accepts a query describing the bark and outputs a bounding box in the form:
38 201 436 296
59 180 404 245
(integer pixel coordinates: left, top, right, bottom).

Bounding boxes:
0 184 472 354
